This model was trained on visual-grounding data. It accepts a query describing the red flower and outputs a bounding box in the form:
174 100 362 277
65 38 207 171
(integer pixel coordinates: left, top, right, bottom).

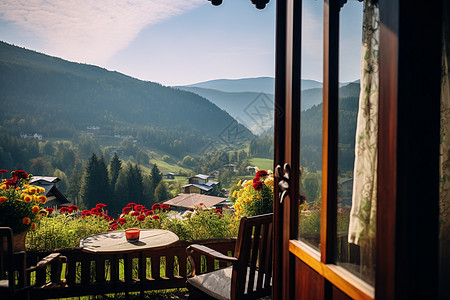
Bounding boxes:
152 215 160 220
145 210 154 216
59 207 69 213
199 203 204 206
135 205 144 212
219 214 224 218
96 203 107 209
255 170 268 179
131 211 140 216
137 215 145 221
4 177 18 188
215 208 222 214
68 205 78 211
110 223 119 230
117 218 127 225
299 195 306 203
46 207 54 215
0 169 8 173
151 203 161 211
252 180 263 190
122 207 131 215
162 204 169 210
127 203 137 208
91 207 101 214
13 170 28 179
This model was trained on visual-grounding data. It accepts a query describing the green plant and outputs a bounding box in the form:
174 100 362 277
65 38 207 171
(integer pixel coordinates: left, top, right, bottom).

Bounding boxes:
0 169 47 234
233 170 274 217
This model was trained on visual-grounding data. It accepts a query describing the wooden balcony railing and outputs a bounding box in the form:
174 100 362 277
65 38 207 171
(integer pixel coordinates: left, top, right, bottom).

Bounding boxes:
25 238 236 299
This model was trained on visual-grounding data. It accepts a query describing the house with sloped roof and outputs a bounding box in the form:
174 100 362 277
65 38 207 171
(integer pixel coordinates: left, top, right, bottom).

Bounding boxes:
29 176 70 207
183 174 219 194
163 193 227 210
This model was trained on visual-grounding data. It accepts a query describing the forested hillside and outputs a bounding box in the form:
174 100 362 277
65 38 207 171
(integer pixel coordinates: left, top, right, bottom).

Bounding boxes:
0 41 253 156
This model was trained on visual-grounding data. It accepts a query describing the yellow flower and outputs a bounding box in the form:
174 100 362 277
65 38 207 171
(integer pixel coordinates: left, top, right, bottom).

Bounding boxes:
256 195 260 199
0 196 7 204
38 195 47 204
28 187 37 194
23 217 31 225
31 223 37 230
24 195 32 202
232 190 237 198
237 180 242 186
32 205 40 214
264 177 274 188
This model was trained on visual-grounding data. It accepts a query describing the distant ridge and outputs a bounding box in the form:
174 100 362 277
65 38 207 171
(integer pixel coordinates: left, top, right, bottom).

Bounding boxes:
0 41 253 155
181 77 357 94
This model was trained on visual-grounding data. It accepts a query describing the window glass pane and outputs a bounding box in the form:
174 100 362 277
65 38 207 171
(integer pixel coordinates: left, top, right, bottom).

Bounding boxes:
298 0 323 250
336 0 376 285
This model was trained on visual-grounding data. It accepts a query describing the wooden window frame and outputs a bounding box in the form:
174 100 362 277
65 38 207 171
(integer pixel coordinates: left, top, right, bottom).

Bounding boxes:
273 0 442 299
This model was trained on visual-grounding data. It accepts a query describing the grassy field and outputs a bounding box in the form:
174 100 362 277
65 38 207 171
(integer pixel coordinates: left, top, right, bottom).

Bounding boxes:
249 157 274 171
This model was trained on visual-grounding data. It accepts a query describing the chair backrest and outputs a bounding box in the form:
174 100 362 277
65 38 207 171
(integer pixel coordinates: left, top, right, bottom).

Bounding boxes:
231 213 273 299
1 227 16 297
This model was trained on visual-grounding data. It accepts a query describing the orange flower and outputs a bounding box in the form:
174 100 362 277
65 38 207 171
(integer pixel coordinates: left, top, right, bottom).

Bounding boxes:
31 223 37 230
23 217 31 225
24 195 32 202
32 206 40 214
38 195 47 204
0 196 7 204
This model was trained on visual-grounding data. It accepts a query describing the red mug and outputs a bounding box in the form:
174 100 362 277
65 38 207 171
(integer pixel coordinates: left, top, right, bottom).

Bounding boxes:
125 228 140 243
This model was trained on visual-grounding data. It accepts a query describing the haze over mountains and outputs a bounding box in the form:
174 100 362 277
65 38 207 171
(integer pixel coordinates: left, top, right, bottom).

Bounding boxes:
0 41 253 156
177 78 360 134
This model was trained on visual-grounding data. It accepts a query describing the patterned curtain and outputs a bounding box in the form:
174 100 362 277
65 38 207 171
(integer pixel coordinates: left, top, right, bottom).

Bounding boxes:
348 0 379 245
440 1 450 298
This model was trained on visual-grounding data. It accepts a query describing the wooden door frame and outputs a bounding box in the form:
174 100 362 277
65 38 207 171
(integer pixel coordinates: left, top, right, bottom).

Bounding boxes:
273 0 443 299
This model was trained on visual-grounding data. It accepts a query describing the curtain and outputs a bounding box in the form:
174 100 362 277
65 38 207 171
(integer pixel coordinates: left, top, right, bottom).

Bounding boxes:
348 0 379 245
440 1 450 298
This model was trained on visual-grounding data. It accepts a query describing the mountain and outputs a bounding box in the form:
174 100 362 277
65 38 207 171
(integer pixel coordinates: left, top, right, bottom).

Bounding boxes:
181 77 357 94
182 77 324 93
176 82 360 134
0 41 253 156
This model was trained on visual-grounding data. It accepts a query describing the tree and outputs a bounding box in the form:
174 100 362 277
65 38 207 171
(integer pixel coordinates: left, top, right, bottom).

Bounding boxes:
109 153 122 190
53 168 69 194
111 163 145 217
67 168 83 207
154 181 170 203
301 172 320 203
81 153 111 209
149 164 162 192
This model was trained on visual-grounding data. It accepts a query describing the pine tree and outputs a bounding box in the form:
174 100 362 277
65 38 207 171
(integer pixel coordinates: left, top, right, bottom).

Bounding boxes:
80 153 111 210
154 181 170 203
81 153 99 209
149 164 162 191
109 153 122 190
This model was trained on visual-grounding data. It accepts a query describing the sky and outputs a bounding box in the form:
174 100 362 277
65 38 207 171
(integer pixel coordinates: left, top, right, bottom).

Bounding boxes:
0 0 363 87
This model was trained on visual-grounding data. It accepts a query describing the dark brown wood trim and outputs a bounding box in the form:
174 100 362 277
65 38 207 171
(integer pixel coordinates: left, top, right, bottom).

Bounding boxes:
290 240 374 300
378 0 442 299
321 0 339 264
273 0 287 298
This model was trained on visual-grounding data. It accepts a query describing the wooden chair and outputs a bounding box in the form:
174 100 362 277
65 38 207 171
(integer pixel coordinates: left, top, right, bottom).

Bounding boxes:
0 227 67 300
186 213 273 300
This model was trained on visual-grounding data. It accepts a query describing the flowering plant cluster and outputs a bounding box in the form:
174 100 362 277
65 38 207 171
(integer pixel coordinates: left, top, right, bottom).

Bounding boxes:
0 169 47 234
109 202 170 230
231 170 274 217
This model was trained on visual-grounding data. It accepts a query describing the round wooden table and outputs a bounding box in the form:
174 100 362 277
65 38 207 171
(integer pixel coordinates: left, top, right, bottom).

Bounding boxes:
79 229 179 254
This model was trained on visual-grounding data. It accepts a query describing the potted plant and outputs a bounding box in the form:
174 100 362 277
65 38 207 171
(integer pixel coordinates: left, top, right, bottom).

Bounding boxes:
231 170 274 217
0 169 47 251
